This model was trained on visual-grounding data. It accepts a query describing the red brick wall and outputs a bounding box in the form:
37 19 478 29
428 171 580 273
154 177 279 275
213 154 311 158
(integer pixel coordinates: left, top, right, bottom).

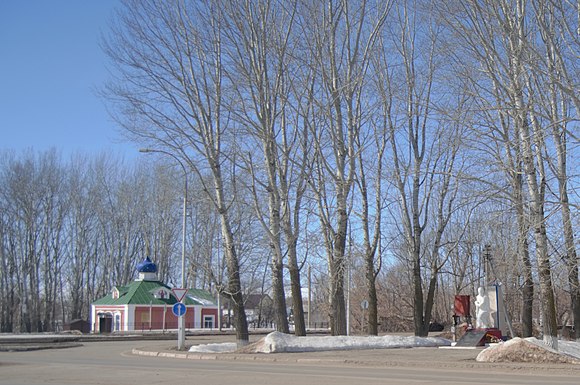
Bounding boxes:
134 306 195 330
201 308 218 320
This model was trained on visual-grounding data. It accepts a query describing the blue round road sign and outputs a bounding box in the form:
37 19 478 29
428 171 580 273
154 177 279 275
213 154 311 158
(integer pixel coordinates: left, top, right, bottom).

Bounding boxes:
172 302 186 317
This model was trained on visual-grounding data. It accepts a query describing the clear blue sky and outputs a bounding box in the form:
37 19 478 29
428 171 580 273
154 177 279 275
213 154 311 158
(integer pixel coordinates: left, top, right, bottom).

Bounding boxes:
0 0 139 158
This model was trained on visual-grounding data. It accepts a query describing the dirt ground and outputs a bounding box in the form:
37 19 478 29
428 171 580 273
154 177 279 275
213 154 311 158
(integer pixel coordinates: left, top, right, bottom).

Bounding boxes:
133 333 580 377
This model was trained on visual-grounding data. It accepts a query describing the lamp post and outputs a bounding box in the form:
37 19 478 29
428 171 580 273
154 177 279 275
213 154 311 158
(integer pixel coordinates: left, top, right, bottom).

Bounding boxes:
139 148 188 350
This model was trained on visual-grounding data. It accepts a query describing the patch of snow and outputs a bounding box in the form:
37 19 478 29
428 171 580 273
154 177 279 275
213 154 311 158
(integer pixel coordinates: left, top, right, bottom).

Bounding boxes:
524 337 580 360
558 340 580 360
188 331 451 354
188 331 580 364
254 331 451 353
189 342 238 353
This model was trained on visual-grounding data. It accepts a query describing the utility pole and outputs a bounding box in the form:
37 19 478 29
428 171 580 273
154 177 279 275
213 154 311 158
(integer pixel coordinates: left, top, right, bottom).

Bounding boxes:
140 148 188 350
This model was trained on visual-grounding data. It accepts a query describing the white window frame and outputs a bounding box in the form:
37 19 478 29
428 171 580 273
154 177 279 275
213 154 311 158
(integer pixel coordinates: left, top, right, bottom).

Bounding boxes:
114 313 121 331
203 315 214 329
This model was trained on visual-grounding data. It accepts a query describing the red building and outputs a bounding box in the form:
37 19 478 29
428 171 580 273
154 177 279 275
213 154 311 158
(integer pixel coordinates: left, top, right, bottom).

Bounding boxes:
91 257 219 333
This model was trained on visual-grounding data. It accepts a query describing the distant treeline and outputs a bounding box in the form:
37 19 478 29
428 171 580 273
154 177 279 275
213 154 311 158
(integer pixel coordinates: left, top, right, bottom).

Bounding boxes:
0 151 197 332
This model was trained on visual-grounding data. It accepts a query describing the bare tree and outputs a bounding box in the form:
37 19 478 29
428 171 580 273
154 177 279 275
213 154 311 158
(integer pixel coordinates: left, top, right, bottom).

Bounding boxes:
303 0 391 336
353 126 387 335
461 77 535 336
352 73 389 334
439 0 559 348
218 0 310 335
0 150 69 332
187 177 222 291
531 0 579 340
376 0 479 336
103 0 251 344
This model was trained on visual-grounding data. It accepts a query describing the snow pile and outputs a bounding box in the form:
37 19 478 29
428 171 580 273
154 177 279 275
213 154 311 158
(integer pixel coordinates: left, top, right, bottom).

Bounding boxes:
476 337 580 364
189 342 238 353
559 340 580 360
251 331 451 353
190 331 451 354
188 332 580 364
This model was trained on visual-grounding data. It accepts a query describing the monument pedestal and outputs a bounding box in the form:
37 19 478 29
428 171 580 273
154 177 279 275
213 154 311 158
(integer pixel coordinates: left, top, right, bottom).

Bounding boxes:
478 328 502 343
456 328 503 347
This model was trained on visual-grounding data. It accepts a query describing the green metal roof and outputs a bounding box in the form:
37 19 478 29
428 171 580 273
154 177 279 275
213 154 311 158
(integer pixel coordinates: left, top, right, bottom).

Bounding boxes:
186 288 217 306
92 280 215 306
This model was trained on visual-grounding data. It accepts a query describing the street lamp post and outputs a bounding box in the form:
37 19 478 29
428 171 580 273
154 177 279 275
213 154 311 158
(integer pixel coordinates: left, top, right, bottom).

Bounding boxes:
140 148 187 350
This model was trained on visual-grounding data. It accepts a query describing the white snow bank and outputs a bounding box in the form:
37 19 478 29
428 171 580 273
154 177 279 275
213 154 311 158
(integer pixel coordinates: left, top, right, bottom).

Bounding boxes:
558 339 580 360
253 331 451 353
189 342 237 353
189 331 451 354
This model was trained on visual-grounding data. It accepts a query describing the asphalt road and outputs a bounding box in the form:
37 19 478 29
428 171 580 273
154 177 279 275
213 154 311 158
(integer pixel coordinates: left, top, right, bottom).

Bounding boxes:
1 338 580 385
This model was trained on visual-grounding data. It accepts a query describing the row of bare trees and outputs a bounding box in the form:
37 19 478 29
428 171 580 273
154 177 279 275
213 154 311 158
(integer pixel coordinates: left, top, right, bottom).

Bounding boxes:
436 0 580 349
0 150 271 333
105 0 580 346
0 151 175 331
104 0 578 346
1 0 577 348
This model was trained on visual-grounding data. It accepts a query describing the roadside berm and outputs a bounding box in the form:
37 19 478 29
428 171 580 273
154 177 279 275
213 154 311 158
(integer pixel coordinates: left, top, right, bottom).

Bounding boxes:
476 337 580 364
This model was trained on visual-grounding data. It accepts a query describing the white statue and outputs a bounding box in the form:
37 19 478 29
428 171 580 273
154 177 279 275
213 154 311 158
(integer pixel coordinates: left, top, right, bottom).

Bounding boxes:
475 286 491 329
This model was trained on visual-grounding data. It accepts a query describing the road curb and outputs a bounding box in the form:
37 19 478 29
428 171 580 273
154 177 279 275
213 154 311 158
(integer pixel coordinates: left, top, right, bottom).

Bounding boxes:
132 349 159 357
132 348 220 360
131 348 305 363
0 342 84 352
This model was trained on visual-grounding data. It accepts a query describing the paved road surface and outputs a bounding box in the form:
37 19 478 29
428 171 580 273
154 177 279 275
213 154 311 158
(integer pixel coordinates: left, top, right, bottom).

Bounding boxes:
1 338 579 384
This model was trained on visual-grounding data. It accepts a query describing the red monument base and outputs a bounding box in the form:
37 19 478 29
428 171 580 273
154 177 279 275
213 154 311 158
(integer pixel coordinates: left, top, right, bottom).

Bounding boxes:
476 328 502 345
456 328 503 347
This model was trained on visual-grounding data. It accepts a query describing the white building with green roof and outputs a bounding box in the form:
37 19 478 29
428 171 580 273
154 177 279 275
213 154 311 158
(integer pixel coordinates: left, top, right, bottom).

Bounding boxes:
91 257 219 333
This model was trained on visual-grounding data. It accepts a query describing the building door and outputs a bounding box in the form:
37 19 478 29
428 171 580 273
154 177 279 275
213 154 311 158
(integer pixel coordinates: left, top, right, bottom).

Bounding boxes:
99 314 113 333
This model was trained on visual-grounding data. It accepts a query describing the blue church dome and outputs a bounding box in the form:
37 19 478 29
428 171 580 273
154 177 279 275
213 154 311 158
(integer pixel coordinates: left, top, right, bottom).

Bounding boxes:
137 257 158 273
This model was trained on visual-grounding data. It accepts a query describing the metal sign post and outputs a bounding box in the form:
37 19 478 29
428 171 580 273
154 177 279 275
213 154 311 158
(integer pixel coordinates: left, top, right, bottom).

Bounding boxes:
172 302 187 350
172 288 187 350
361 300 369 333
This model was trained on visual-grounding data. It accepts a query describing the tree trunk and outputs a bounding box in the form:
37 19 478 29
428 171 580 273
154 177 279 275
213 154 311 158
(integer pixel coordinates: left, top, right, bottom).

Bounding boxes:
412 250 425 336
287 241 306 336
222 223 249 346
514 169 534 337
366 260 378 335
550 94 579 340
519 108 558 349
331 203 348 336
214 167 250 346
271 255 289 333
